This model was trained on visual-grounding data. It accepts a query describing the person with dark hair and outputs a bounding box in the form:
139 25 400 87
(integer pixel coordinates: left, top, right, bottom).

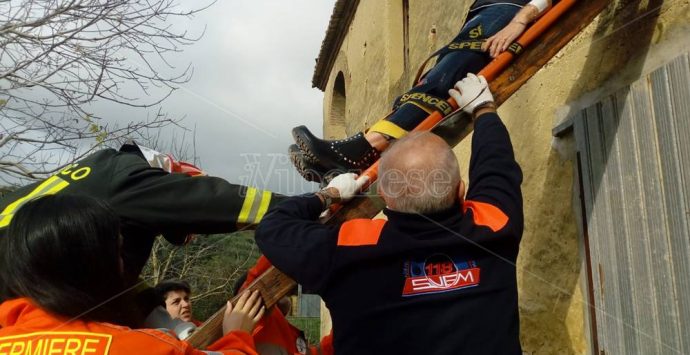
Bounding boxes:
257 74 524 354
290 0 552 183
155 280 198 324
0 142 285 286
0 194 131 325
0 194 264 354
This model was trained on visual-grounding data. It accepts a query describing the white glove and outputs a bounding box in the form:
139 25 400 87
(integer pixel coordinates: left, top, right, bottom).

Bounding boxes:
448 73 494 115
325 173 368 202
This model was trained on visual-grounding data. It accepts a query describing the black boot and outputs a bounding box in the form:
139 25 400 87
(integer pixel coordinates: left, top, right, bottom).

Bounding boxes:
289 144 323 183
288 144 345 185
292 126 380 177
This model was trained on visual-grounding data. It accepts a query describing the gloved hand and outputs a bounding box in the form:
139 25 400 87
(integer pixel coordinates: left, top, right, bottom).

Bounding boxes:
448 73 494 115
324 172 368 202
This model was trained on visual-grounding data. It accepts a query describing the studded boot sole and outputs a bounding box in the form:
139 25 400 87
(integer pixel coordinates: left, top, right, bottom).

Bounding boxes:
289 144 324 183
291 126 380 173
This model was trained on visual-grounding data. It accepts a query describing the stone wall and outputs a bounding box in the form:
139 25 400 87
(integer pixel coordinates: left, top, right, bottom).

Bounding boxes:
319 0 690 353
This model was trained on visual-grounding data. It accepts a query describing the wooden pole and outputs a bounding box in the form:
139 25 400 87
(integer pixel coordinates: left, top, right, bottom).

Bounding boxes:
187 266 296 348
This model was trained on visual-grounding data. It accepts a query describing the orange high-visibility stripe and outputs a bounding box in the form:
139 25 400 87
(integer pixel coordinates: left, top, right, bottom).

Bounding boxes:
462 200 509 232
338 219 387 246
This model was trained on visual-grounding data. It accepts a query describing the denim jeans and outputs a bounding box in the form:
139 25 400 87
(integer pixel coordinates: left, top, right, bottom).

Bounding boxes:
385 4 520 131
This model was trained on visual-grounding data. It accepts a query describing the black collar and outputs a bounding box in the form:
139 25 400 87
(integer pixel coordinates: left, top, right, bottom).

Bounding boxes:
382 203 464 232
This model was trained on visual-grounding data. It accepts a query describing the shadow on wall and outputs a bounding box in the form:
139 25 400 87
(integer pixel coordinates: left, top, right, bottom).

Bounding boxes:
326 71 348 140
571 4 666 220
518 150 583 354
517 1 664 354
568 0 663 194
569 0 663 346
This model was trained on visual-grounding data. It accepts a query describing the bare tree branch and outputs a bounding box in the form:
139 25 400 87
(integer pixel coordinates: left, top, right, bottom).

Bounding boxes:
141 232 261 318
0 0 215 186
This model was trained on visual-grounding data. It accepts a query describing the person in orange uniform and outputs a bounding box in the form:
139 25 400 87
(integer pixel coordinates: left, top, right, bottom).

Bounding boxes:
238 256 334 355
0 194 265 354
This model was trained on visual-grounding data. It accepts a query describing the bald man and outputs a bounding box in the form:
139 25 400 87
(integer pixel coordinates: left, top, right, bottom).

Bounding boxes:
256 74 523 354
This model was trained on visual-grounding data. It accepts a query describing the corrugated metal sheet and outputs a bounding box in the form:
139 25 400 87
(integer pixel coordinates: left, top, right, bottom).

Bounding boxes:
574 53 690 354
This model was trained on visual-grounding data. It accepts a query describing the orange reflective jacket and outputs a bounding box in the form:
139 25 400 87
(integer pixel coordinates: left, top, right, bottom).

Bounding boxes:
0 298 257 355
241 256 333 355
241 256 307 354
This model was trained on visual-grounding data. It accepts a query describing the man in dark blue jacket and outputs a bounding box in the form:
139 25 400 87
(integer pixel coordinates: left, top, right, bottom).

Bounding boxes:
256 74 524 354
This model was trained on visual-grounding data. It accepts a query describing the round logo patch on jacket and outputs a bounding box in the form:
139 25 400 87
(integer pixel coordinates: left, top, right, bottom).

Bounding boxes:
402 254 480 296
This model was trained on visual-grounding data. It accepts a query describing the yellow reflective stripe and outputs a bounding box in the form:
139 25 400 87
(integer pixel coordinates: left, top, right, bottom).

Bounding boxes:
237 187 258 224
1 211 14 228
369 120 409 139
254 191 272 223
0 216 11 228
1 176 60 215
45 179 70 195
0 176 70 228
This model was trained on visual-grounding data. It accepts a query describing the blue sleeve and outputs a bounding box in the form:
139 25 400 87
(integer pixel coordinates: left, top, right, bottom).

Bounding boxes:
254 195 339 293
466 112 523 230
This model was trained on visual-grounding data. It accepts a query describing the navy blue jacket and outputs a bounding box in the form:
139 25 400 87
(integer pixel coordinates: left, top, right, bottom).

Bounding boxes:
256 112 523 355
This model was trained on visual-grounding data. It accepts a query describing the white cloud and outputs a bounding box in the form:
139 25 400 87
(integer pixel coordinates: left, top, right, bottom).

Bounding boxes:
110 0 336 193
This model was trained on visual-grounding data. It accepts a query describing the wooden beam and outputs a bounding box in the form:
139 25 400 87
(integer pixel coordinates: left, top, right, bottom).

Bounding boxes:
187 266 296 349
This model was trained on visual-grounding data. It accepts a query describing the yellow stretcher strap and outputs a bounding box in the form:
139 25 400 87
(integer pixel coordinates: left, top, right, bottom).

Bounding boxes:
369 120 409 139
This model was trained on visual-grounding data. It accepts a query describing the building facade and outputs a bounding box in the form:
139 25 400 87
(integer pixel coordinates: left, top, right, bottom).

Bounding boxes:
312 0 690 353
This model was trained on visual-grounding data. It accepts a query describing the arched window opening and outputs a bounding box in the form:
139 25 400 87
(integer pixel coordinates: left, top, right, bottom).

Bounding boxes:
327 71 347 138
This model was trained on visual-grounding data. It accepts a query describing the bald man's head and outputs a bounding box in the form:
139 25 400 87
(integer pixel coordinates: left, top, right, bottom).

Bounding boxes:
378 132 462 214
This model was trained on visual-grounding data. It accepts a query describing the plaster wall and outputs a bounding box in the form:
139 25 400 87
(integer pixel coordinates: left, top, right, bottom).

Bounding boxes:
319 0 690 353
323 0 470 138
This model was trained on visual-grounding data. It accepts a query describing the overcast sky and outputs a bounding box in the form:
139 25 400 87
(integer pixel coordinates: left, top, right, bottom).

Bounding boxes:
145 0 336 194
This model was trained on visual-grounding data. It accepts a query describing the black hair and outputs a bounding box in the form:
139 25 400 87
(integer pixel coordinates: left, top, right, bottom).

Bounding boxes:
154 279 192 306
0 194 134 325
232 273 248 296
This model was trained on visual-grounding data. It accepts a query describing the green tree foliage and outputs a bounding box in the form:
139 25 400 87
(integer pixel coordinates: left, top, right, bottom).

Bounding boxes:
141 230 260 321
287 316 322 345
142 230 324 343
